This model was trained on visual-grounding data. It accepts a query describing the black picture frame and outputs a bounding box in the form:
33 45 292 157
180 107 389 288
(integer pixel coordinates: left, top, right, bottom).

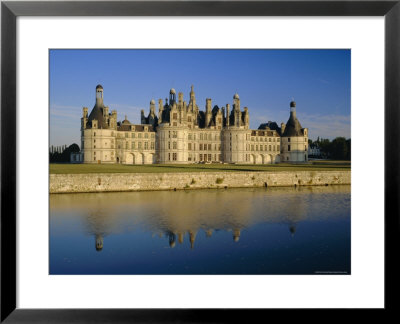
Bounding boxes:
1 0 399 322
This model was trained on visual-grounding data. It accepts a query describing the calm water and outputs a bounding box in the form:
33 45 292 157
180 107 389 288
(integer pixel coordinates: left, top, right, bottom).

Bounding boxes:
49 186 351 275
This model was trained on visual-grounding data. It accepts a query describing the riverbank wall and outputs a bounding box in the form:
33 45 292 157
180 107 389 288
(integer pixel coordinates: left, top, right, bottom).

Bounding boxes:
49 170 350 194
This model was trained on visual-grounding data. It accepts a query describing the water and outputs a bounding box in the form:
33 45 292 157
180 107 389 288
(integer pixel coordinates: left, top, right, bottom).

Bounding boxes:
49 185 351 275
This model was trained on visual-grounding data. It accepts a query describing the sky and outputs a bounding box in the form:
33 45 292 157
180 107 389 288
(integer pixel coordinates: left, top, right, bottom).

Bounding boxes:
49 49 350 147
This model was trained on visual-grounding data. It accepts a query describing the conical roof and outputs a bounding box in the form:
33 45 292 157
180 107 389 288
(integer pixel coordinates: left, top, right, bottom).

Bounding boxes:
87 102 108 129
282 113 303 137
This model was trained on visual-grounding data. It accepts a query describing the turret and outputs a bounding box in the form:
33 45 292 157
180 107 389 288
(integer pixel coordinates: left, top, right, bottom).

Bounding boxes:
95 84 104 106
169 88 176 105
290 100 297 119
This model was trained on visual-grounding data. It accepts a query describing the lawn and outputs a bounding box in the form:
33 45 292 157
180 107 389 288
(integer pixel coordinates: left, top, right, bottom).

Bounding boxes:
50 161 351 174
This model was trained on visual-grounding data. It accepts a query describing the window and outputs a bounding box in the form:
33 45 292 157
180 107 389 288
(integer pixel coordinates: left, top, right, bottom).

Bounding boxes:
173 153 177 161
288 138 290 142
132 133 135 138
200 134 203 140
251 145 254 151
125 133 128 138
188 143 192 150
277 145 280 151
269 145 271 151
256 145 258 151
125 142 128 149
288 145 291 151
173 113 177 119
260 145 263 151
151 142 155 149
208 154 211 161
173 142 177 149
151 133 155 139
138 133 142 138
168 153 170 161
172 131 177 138
94 132 96 136
138 142 142 149
145 133 149 139
200 144 203 150
208 144 211 150
188 134 192 140
200 154 203 161
132 142 135 149
173 122 177 126
188 117 192 122
145 142 148 150
168 142 171 149
305 145 307 151
94 145 96 149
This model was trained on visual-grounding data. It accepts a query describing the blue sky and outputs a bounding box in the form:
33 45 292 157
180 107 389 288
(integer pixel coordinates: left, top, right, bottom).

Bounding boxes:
50 49 350 147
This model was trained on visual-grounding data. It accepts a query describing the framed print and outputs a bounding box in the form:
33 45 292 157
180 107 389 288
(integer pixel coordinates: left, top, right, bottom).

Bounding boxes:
1 0 399 322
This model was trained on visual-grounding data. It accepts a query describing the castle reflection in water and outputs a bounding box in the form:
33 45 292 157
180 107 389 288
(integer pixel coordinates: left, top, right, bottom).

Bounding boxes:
50 186 350 252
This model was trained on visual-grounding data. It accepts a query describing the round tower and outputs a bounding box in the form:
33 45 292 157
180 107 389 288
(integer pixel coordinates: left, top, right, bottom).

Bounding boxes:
95 84 104 106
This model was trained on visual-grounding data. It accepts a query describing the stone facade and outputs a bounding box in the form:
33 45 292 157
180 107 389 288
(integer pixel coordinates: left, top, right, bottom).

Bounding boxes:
50 171 351 194
81 85 308 164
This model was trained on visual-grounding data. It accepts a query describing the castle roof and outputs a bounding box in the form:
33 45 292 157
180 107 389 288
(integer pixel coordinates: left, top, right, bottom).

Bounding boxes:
87 103 108 129
282 113 304 137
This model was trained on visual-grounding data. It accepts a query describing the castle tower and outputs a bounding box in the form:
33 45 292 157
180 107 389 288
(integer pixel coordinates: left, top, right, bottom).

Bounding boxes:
95 84 104 106
281 100 308 163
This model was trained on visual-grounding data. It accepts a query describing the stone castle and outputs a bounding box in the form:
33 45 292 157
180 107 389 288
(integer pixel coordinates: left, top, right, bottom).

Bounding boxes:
78 84 308 164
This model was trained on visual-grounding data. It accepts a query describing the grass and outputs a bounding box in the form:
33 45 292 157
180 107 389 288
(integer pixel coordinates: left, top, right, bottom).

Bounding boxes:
50 160 350 174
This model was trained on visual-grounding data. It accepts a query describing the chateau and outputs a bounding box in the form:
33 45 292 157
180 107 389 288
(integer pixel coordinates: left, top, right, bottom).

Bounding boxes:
79 85 308 164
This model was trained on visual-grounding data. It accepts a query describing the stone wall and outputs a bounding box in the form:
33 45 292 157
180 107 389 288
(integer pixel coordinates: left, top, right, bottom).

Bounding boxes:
50 171 351 194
